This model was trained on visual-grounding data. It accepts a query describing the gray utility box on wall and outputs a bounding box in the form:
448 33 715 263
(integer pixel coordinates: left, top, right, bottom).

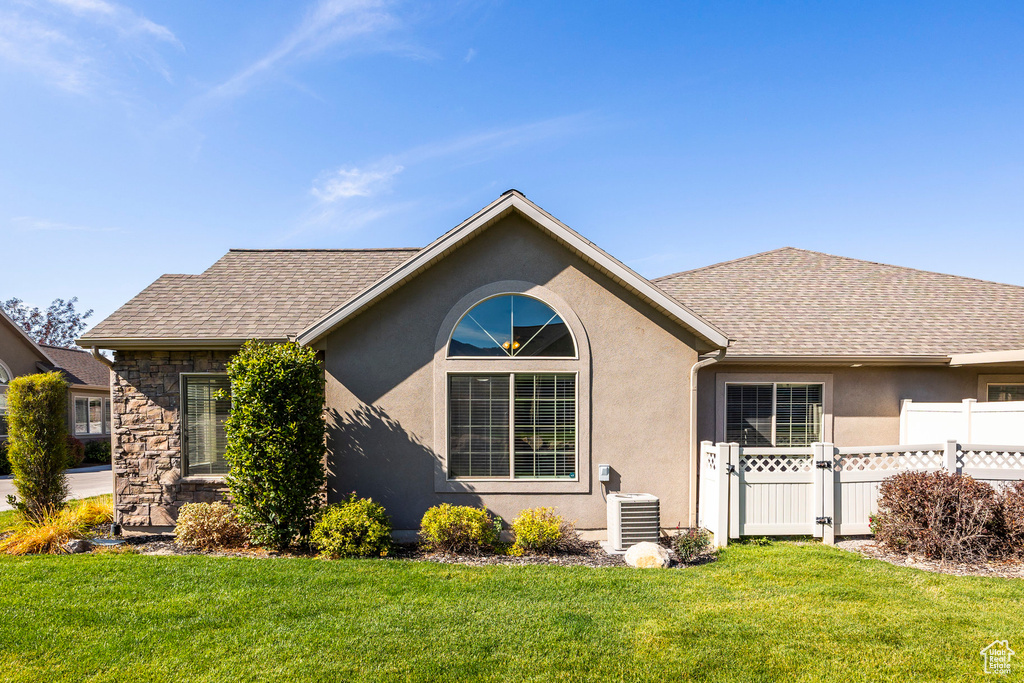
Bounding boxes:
606 493 660 551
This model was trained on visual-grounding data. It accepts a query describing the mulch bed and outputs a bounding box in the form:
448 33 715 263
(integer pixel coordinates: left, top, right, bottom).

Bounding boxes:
836 538 1024 579
100 535 718 569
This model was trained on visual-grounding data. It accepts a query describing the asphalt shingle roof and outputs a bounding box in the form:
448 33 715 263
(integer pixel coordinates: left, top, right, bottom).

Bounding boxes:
39 345 110 387
81 249 419 342
654 247 1024 358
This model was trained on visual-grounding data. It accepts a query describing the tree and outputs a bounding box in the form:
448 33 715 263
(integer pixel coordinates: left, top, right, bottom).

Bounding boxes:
5 372 70 522
2 297 93 348
223 341 326 551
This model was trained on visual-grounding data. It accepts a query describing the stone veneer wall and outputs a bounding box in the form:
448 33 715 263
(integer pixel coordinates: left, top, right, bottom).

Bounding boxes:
112 350 234 527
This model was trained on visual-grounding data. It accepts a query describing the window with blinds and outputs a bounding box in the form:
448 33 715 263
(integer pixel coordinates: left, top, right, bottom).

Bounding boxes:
988 384 1024 402
0 390 7 437
514 374 576 478
448 375 510 478
183 374 231 476
448 373 577 480
725 384 773 446
726 382 823 447
74 396 108 435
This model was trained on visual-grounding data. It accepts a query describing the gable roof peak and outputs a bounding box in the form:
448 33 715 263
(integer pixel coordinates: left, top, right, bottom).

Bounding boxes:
296 191 730 349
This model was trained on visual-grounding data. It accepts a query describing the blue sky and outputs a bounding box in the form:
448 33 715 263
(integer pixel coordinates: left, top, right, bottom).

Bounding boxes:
2 1 1023 329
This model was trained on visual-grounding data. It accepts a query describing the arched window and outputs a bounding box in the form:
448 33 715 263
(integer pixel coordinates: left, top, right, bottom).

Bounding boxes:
0 362 9 384
444 293 579 481
448 294 576 358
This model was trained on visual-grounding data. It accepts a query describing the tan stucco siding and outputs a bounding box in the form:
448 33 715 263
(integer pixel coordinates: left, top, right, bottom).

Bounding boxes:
321 214 700 531
698 363 1024 447
0 320 47 378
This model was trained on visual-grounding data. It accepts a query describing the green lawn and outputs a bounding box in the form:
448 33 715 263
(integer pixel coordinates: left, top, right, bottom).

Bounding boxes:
0 543 1020 682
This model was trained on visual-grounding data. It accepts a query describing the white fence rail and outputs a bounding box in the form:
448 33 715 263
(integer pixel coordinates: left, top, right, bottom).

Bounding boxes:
901 398 1024 444
698 440 1024 547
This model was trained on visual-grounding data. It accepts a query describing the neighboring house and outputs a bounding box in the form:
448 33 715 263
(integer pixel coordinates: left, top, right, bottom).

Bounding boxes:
1 308 112 444
77 191 1024 534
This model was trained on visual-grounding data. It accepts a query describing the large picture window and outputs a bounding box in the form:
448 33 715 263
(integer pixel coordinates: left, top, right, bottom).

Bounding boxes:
726 383 823 447
182 374 231 476
448 373 576 480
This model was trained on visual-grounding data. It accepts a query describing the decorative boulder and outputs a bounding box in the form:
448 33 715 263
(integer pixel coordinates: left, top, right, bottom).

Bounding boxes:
63 539 92 554
624 541 672 568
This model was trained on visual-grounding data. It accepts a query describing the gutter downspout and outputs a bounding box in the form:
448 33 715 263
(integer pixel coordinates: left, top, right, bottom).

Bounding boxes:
92 347 119 535
689 348 726 527
90 347 114 369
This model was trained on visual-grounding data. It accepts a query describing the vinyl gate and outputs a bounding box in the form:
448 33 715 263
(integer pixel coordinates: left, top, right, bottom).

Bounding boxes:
698 440 1024 547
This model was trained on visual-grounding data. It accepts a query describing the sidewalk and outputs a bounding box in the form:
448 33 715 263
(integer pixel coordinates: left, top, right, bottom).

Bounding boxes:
0 465 112 511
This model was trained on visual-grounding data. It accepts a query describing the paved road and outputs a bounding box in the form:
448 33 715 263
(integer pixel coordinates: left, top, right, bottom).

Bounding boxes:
0 465 112 511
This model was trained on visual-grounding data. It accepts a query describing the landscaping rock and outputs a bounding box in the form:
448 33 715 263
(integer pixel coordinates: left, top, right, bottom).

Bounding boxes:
63 539 92 554
624 541 672 568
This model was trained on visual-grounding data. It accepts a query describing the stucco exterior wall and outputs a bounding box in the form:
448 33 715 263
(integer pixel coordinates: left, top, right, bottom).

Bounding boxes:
320 214 700 532
0 319 47 378
112 350 232 527
697 363 1024 447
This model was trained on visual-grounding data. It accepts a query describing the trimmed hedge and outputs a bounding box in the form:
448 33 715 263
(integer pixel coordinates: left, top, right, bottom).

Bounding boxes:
5 372 70 522
510 507 584 555
223 341 326 551
311 495 393 558
420 504 499 554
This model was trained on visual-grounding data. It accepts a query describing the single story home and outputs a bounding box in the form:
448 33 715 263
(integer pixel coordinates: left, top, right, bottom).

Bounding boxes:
78 191 1024 534
1 309 112 444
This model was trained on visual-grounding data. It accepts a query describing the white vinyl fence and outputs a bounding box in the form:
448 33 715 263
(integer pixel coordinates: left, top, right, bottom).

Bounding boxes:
901 399 1024 444
698 440 1024 548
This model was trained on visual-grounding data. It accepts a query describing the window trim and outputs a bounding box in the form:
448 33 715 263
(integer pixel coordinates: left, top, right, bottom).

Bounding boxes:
446 293 580 360
715 373 834 445
179 372 232 481
433 281 591 494
0 359 12 385
445 370 580 482
979 375 1024 402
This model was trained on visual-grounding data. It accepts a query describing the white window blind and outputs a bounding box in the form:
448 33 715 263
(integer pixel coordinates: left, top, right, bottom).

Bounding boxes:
183 375 231 476
726 383 823 447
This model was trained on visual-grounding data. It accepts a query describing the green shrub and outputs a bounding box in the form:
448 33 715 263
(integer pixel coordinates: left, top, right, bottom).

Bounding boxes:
5 372 70 522
223 341 326 551
672 527 711 562
0 441 9 477
311 495 393 558
174 502 249 550
83 440 111 464
66 437 85 467
510 506 583 554
420 504 499 554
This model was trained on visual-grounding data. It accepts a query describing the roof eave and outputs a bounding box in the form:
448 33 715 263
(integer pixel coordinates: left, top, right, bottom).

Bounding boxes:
719 354 954 366
296 192 731 350
74 337 286 350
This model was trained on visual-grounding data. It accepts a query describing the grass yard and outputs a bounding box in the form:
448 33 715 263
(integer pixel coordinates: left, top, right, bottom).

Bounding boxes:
0 543 1020 682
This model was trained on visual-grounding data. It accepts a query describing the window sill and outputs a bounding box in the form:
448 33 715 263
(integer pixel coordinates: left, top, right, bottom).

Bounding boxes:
180 475 227 485
435 477 587 494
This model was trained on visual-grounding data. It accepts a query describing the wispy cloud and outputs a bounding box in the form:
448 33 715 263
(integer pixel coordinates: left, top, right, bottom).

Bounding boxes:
11 216 118 233
0 0 180 93
311 163 405 203
299 112 598 233
199 0 401 106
